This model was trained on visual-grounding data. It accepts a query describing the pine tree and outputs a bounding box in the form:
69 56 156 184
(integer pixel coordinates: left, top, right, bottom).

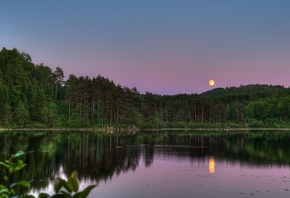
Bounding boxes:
53 67 65 100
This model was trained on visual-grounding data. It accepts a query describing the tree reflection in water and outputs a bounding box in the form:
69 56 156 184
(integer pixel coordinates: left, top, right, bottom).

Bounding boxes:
1 130 290 192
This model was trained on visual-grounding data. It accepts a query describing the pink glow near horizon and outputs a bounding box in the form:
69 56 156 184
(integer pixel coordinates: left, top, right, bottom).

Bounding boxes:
1 1 289 95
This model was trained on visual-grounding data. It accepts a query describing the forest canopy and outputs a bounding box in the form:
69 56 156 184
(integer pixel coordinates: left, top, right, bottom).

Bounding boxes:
1 47 290 128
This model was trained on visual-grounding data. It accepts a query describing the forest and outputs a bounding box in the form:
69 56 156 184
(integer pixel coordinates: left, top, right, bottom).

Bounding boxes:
1 47 290 129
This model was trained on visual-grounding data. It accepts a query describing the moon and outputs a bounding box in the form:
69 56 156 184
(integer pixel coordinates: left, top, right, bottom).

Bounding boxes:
209 80 215 86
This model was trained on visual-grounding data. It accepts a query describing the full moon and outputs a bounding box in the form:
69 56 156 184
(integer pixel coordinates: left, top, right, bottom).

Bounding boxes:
209 80 215 86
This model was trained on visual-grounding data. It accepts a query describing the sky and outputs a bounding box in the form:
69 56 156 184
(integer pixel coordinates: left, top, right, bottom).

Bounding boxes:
1 0 290 95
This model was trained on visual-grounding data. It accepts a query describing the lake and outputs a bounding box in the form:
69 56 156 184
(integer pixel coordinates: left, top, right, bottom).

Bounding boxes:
1 130 290 198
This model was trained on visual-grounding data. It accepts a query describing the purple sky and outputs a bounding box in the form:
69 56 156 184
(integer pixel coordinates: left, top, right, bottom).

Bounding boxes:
1 0 290 95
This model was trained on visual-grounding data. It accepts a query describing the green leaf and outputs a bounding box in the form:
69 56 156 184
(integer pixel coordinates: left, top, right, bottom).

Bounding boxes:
72 192 81 198
0 188 9 195
51 194 67 198
8 160 26 173
54 179 63 193
70 171 77 180
14 151 26 157
67 178 78 192
10 181 31 189
0 185 7 190
38 192 51 198
54 178 71 193
10 183 18 188
9 166 14 173
60 190 71 197
76 185 96 198
18 181 31 189
10 188 15 195
16 159 26 169
0 162 9 168
3 175 8 181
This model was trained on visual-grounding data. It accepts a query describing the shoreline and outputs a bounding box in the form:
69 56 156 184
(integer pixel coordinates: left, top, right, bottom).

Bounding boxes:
0 127 135 133
145 127 290 131
1 127 290 132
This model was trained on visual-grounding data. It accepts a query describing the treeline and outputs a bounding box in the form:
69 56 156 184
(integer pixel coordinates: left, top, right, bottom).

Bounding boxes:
1 47 290 128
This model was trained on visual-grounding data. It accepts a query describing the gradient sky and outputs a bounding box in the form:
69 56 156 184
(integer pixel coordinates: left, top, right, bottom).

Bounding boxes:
1 0 290 95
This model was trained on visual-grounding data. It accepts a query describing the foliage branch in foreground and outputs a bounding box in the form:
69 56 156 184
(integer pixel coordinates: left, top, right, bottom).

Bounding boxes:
0 151 96 198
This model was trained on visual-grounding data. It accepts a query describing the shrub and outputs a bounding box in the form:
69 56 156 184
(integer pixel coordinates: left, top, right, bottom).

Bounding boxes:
0 151 96 198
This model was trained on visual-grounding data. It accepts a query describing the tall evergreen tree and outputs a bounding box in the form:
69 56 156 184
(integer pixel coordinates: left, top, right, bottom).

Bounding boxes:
53 67 65 100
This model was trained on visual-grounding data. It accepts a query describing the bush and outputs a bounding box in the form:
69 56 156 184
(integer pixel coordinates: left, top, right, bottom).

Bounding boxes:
245 118 264 127
0 151 96 198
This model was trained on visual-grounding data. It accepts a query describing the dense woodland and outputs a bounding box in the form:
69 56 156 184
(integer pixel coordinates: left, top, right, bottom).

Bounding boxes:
1 47 290 128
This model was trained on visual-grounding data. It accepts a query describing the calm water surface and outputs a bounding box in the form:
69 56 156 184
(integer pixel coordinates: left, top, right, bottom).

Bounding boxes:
1 130 290 198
